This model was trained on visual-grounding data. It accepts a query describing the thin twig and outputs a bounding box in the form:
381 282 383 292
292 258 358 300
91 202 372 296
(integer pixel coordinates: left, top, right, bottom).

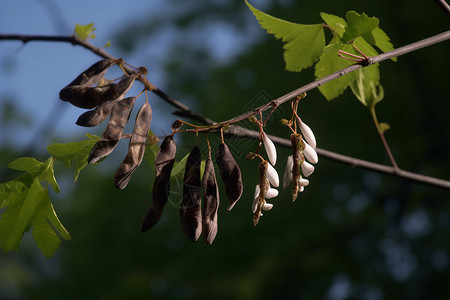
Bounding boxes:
1 31 450 189
436 0 450 17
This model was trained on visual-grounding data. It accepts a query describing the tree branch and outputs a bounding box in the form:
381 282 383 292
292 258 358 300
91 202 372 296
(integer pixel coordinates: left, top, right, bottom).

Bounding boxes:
1 31 450 189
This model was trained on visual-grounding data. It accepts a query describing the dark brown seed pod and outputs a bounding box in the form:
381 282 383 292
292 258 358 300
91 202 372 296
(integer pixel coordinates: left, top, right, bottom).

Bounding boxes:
76 98 119 127
65 59 114 87
215 142 243 210
88 97 136 164
141 135 177 232
202 157 219 244
290 133 305 201
114 102 152 189
180 146 202 242
59 75 137 109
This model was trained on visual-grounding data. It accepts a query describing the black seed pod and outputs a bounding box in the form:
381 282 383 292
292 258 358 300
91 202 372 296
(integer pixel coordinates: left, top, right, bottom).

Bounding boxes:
59 75 136 109
215 142 243 210
114 102 152 189
141 135 176 232
88 97 136 164
65 59 114 87
76 98 119 127
180 146 202 242
202 157 219 244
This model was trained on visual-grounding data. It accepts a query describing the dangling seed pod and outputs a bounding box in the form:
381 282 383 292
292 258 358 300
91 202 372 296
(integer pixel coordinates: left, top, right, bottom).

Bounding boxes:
63 59 114 87
215 142 243 210
253 161 269 226
88 97 136 164
60 75 137 109
114 101 152 189
76 100 117 127
290 133 305 201
180 146 202 242
202 157 219 244
141 135 176 232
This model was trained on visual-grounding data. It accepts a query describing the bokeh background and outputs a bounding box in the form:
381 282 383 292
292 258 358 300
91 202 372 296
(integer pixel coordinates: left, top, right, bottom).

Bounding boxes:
1 0 450 299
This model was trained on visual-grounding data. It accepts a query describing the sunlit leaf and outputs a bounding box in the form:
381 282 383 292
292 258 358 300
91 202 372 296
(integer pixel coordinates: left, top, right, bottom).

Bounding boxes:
8 157 44 173
246 0 325 72
315 43 357 100
320 12 347 38
74 23 96 40
373 28 397 61
47 134 100 182
342 11 379 44
0 178 44 254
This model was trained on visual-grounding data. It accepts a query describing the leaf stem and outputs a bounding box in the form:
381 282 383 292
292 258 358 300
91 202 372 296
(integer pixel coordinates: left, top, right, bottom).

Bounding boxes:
370 106 399 170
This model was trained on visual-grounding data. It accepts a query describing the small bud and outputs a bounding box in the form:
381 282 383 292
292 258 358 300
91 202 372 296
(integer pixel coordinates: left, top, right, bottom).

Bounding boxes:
248 116 258 123
171 119 183 131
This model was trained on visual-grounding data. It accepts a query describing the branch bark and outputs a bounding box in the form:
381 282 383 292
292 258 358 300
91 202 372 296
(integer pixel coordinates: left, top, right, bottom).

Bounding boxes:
1 31 450 190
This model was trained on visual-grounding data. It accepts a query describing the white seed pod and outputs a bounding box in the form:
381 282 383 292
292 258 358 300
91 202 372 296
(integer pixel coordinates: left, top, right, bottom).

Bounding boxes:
301 161 315 177
283 155 293 190
262 131 277 166
303 139 318 164
299 117 317 149
266 188 279 199
299 178 310 187
267 163 279 187
263 203 273 211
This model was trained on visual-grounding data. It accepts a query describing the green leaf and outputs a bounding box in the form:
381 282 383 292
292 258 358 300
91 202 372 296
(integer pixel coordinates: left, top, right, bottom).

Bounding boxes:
74 23 96 40
0 178 44 254
104 40 111 48
315 43 357 100
171 152 190 181
8 157 44 173
373 27 397 61
39 158 60 193
350 66 382 107
320 12 347 38
47 134 100 182
246 0 325 72
342 11 379 45
31 191 70 258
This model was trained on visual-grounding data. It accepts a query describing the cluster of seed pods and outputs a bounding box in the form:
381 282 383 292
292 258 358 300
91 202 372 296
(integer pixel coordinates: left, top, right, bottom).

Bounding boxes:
141 137 243 244
59 59 152 190
60 60 318 244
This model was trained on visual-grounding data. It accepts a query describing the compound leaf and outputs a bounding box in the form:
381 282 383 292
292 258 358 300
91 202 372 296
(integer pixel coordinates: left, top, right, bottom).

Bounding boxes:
47 134 100 181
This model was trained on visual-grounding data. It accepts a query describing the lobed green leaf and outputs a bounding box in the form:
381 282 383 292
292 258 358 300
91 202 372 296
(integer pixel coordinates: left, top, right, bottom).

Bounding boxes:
315 43 357 100
342 11 379 45
246 0 325 72
320 12 347 39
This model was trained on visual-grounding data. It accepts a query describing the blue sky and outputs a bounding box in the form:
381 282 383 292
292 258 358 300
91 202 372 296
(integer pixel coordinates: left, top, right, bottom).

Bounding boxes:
0 0 267 151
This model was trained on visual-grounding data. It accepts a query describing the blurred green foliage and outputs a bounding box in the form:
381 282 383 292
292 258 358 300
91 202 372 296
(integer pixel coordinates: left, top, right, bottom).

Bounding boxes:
1 0 450 299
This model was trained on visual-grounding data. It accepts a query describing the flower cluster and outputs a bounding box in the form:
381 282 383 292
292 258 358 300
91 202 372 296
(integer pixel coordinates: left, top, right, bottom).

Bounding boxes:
251 95 318 225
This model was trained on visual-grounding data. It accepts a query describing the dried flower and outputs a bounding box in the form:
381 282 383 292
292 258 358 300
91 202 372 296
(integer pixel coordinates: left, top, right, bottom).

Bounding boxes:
252 161 278 225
